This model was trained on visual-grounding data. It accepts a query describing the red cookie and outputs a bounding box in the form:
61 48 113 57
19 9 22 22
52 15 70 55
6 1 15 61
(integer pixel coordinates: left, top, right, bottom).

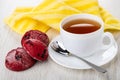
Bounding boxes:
5 47 36 71
21 30 49 46
23 39 48 61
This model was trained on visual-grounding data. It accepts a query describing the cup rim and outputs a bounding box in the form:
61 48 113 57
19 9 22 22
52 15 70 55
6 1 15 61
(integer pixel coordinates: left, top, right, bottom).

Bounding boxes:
60 14 104 37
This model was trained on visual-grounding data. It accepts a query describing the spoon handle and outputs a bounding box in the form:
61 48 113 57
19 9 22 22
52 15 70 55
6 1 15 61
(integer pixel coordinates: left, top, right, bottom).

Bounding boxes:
71 53 107 73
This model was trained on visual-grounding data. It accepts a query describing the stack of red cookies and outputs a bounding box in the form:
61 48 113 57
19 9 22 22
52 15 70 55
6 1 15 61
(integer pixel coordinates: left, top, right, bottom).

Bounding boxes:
5 30 49 71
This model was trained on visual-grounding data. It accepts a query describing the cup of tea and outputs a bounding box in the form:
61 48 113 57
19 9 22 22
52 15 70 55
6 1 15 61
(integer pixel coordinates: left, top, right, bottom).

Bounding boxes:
60 14 115 57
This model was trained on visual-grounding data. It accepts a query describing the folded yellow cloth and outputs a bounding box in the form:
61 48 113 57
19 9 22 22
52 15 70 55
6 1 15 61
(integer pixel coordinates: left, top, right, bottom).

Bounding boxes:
4 0 120 35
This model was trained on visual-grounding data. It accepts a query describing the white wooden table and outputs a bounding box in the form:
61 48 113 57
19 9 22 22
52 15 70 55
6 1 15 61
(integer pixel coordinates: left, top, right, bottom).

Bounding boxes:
0 0 120 80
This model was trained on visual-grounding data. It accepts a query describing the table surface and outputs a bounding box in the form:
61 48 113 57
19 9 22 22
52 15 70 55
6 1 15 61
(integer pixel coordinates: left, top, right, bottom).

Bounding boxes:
0 0 120 80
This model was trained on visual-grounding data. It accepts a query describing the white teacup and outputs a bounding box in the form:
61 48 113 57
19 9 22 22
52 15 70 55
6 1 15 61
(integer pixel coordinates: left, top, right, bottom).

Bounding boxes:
60 14 114 57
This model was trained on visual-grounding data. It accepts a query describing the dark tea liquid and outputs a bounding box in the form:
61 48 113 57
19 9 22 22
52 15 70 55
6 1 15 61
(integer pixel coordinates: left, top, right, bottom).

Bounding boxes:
63 19 101 34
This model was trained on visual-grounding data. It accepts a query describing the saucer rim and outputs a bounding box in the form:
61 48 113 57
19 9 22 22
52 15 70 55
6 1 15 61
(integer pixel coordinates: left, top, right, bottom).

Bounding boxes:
48 35 118 69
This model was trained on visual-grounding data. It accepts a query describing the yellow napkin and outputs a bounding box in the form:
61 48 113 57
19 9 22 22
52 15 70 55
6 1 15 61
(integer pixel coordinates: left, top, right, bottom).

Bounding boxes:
4 0 120 35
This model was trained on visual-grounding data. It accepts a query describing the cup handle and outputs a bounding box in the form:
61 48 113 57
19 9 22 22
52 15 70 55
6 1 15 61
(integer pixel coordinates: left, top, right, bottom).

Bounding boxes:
101 32 115 50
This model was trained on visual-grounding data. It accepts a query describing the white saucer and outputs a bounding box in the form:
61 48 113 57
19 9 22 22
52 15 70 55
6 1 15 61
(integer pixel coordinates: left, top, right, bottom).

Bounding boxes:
48 35 118 69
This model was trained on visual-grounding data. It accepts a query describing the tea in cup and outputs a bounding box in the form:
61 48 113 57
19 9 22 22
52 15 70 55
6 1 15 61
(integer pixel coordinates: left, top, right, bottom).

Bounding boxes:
60 14 114 57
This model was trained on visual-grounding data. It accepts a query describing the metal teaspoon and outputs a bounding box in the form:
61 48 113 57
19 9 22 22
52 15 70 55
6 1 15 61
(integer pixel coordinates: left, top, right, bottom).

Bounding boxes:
50 41 107 73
